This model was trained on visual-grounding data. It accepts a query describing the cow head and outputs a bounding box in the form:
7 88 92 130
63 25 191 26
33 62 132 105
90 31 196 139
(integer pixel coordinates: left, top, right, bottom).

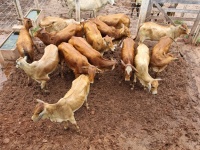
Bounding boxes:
148 79 162 94
104 35 115 51
179 23 189 35
31 99 47 122
121 60 138 81
75 23 84 37
83 65 102 83
35 28 56 45
17 18 33 30
16 57 27 68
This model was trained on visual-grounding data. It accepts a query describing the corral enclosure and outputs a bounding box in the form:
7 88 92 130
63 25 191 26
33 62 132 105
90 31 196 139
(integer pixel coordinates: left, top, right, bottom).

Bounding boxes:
0 0 200 149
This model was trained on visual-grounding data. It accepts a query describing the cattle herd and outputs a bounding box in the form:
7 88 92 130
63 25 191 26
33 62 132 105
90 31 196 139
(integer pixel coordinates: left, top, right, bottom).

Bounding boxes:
15 13 189 131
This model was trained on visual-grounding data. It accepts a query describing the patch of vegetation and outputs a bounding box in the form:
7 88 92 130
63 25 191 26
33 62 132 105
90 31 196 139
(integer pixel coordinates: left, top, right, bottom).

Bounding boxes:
196 37 200 44
30 26 40 37
184 34 189 39
174 20 183 25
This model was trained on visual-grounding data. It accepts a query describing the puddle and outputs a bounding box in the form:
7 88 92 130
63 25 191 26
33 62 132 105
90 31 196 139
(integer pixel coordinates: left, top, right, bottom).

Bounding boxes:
0 62 14 91
0 32 19 50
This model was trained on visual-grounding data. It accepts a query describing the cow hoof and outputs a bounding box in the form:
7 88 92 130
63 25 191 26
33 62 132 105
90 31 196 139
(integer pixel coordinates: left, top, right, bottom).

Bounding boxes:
28 82 32 86
64 126 69 130
43 90 50 94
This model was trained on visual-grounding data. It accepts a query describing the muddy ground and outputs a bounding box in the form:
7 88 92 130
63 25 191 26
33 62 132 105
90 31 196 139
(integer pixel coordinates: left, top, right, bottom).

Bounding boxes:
1 0 200 150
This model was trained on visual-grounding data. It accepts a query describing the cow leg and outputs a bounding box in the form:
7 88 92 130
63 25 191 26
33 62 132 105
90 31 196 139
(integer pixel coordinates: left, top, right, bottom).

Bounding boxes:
136 6 140 17
133 74 137 83
60 60 64 78
131 83 134 90
154 72 158 78
41 81 46 89
64 121 69 130
85 98 89 110
131 3 135 17
40 79 50 93
69 115 80 132
132 74 137 90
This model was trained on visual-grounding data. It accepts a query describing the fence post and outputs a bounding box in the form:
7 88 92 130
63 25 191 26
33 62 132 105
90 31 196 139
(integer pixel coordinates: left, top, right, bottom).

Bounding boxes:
34 0 39 9
75 0 80 22
134 0 151 37
146 0 153 20
0 51 5 69
13 0 23 22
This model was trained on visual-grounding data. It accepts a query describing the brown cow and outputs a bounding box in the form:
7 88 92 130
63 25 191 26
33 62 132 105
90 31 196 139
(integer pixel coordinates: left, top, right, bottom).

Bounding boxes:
16 18 35 62
34 23 83 45
90 18 130 40
150 36 178 76
58 42 101 83
84 21 114 54
68 36 117 71
121 38 137 81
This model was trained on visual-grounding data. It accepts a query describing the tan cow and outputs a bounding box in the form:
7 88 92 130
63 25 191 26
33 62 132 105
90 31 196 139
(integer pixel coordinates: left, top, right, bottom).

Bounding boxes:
150 36 178 76
84 21 114 54
121 37 137 81
32 74 90 132
16 44 59 92
97 13 130 28
34 23 83 45
39 16 79 33
68 36 117 71
136 22 189 43
58 42 101 83
134 43 161 94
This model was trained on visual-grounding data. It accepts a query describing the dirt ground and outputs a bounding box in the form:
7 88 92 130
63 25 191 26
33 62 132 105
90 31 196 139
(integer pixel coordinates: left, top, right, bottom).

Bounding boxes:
1 0 200 150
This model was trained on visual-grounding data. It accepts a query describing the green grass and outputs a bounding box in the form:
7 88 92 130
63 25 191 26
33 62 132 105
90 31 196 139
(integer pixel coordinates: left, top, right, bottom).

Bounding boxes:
174 20 183 25
197 37 200 43
30 26 40 37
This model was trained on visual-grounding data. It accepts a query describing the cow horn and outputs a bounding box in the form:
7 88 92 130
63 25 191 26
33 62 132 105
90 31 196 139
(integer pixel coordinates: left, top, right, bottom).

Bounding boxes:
148 82 151 92
17 18 23 21
154 78 163 81
131 65 138 73
120 60 126 66
96 67 103 73
36 99 45 104
179 26 186 31
38 110 45 120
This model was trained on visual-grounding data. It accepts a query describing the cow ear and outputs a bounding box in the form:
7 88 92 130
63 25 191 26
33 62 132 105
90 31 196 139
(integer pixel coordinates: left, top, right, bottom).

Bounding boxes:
17 18 23 21
36 99 45 104
96 67 103 73
148 82 151 92
131 65 138 73
81 66 88 69
38 109 45 118
179 24 187 30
